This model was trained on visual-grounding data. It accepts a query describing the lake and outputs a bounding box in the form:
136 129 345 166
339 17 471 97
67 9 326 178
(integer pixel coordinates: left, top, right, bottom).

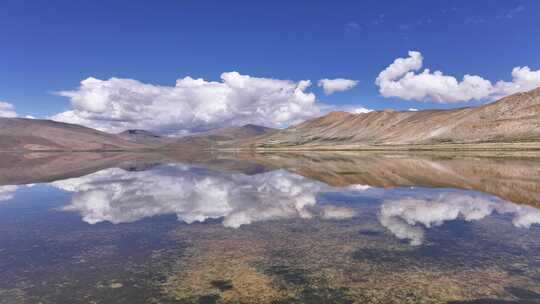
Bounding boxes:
1 152 540 304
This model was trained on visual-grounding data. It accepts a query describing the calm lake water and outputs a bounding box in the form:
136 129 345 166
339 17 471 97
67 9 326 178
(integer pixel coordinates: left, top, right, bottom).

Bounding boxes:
1 152 540 304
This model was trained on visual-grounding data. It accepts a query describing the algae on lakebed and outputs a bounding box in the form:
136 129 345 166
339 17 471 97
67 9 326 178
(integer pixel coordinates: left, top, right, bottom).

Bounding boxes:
159 215 540 304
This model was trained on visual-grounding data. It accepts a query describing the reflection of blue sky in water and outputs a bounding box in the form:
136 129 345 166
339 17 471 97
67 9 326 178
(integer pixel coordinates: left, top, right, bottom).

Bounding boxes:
2 163 537 246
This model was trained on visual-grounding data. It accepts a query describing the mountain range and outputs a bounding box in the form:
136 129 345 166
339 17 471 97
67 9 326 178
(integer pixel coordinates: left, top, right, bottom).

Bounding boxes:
1 86 540 152
240 86 540 149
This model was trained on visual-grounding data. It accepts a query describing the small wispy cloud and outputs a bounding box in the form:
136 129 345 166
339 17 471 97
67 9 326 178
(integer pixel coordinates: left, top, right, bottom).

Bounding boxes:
464 5 524 25
372 14 385 25
346 21 361 31
416 17 432 26
499 5 525 19
441 7 458 15
398 16 432 32
318 78 358 95
464 17 486 25
398 24 411 31
347 13 385 32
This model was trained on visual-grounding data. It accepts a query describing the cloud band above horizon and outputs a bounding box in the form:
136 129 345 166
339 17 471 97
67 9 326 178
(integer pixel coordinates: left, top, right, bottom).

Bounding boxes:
48 53 540 134
51 72 374 134
52 72 332 134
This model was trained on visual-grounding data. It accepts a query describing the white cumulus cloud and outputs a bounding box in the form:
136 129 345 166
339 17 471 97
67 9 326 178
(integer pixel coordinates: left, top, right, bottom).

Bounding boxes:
318 78 358 95
52 72 333 134
493 66 540 98
0 101 17 118
376 51 540 103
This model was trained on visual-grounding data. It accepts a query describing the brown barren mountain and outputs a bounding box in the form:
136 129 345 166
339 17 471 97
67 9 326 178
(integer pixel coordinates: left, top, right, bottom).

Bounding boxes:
0 118 147 151
196 124 275 141
241 87 540 149
164 124 276 149
0 119 274 152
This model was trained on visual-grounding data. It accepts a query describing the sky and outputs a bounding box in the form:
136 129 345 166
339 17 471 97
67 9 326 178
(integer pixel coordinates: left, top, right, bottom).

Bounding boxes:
1 0 540 134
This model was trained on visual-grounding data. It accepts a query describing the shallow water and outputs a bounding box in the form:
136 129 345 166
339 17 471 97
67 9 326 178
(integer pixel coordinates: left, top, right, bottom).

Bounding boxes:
1 152 540 303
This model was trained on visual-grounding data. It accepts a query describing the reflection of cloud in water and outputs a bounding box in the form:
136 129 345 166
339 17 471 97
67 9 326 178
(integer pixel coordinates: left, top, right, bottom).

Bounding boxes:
53 165 356 227
380 193 540 245
346 184 372 191
0 185 18 202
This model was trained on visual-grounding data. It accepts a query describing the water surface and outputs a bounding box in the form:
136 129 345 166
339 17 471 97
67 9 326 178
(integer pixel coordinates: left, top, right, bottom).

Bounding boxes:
1 152 540 303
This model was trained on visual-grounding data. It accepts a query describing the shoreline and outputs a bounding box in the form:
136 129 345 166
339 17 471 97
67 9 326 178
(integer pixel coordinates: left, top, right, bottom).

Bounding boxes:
216 141 540 152
2 141 540 154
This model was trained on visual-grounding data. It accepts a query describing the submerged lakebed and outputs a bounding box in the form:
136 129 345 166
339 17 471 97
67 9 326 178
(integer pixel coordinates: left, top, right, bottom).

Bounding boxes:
0 152 540 304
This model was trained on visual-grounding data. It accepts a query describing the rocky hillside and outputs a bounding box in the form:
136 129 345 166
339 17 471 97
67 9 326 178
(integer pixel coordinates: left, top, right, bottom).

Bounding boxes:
190 124 275 141
0 118 275 152
0 118 147 151
118 129 170 147
169 124 276 149
244 87 540 148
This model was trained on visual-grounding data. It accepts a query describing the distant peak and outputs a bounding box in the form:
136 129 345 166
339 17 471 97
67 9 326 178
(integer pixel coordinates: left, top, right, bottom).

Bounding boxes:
241 124 270 130
120 129 160 137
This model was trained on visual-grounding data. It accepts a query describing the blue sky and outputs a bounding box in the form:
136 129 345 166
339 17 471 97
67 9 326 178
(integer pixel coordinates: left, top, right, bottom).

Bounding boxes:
1 1 539 132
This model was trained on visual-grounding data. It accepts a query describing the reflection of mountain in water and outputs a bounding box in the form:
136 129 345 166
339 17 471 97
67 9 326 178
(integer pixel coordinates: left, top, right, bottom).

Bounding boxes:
228 152 540 208
54 165 356 228
379 192 540 245
3 152 540 209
